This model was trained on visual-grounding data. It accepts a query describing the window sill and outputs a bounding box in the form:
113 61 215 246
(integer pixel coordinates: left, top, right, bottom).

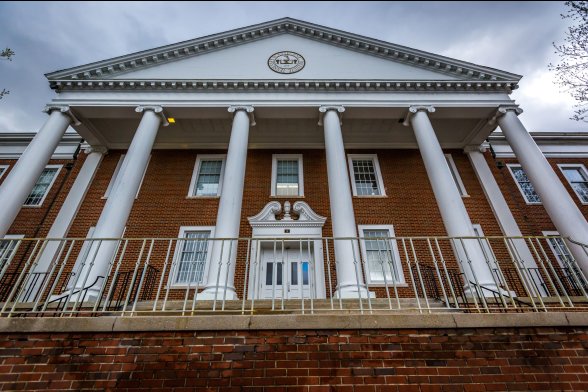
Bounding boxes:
367 283 409 288
270 195 305 198
186 195 221 199
21 205 43 208
352 195 388 198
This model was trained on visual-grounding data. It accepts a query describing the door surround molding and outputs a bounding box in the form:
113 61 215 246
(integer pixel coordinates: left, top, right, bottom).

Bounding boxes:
247 201 327 299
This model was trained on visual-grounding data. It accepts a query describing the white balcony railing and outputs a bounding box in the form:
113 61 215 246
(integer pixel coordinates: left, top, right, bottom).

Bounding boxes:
0 235 587 317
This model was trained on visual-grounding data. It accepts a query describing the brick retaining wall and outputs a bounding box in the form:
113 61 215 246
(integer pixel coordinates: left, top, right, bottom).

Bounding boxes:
0 326 587 391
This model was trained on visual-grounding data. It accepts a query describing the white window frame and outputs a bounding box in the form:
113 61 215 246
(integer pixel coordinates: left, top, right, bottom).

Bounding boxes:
103 154 150 199
358 224 406 286
542 230 572 269
0 234 24 270
23 164 62 207
187 155 226 198
444 154 469 197
168 226 215 288
507 164 541 205
0 165 9 180
558 163 588 205
347 154 386 197
271 154 304 197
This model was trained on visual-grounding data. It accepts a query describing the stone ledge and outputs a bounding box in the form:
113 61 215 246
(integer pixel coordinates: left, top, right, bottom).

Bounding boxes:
0 312 586 333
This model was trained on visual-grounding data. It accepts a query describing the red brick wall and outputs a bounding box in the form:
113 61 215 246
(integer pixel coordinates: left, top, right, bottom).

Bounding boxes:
0 327 586 391
486 152 588 236
4 148 588 299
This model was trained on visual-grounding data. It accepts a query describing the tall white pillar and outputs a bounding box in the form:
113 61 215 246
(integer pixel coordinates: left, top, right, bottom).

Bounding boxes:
496 106 588 276
74 106 166 297
26 148 105 301
319 106 371 299
0 106 79 237
467 148 545 295
406 106 497 291
200 106 254 300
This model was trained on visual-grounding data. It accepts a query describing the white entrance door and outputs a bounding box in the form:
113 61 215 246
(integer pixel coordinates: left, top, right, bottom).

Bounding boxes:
260 242 312 299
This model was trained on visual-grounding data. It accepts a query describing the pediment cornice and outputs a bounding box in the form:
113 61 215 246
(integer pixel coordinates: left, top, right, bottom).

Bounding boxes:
48 78 518 93
46 17 521 90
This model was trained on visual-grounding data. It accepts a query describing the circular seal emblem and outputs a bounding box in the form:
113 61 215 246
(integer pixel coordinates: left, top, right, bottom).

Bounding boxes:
268 51 305 74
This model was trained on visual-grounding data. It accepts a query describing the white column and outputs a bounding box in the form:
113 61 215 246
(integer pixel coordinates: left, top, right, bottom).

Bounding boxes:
320 106 372 299
200 106 254 300
74 106 166 297
467 148 546 295
26 148 105 300
407 106 497 291
0 106 78 237
496 106 588 276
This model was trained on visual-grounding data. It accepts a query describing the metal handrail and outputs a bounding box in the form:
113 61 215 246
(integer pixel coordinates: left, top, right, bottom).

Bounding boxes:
0 235 585 317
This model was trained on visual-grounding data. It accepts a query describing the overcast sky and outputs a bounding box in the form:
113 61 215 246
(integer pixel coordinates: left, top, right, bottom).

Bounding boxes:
0 1 586 134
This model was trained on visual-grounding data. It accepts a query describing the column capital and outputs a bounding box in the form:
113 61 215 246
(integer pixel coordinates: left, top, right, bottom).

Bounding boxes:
83 144 108 155
488 105 523 125
402 105 435 126
318 106 345 126
135 105 169 127
43 105 81 126
228 105 256 126
463 144 487 154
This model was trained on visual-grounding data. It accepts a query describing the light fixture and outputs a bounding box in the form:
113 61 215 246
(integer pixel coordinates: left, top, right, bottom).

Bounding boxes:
167 117 176 124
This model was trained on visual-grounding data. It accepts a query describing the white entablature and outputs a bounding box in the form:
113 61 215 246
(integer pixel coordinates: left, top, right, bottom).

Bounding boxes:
46 17 520 94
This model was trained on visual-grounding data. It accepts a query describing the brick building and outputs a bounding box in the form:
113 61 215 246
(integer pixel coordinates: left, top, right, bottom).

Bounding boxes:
0 18 587 391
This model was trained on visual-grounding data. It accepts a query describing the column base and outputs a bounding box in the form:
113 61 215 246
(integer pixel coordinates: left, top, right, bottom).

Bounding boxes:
462 282 516 298
333 285 375 299
198 286 239 301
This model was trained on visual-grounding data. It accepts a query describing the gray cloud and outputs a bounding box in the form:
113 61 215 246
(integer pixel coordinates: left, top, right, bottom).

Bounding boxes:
0 1 585 133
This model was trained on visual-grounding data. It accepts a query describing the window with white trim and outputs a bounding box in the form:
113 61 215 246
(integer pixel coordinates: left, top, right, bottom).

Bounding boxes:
359 225 404 284
542 231 574 268
0 165 8 180
271 154 304 197
559 164 588 204
0 235 24 271
445 154 468 197
348 155 386 196
188 155 226 197
23 165 61 206
170 226 215 286
508 164 541 204
104 154 150 199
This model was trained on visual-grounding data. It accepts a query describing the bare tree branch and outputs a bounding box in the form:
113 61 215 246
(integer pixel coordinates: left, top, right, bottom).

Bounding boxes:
549 1 588 121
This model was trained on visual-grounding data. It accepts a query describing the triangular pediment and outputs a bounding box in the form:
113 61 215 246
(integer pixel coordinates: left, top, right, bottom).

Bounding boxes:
46 18 521 88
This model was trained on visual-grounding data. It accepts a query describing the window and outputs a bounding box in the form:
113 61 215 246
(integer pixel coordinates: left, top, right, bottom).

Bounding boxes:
358 225 404 285
559 164 588 204
23 165 61 206
0 165 8 180
170 227 214 286
271 154 304 197
542 231 574 268
188 155 226 197
348 155 386 196
104 154 150 199
445 154 468 197
0 235 24 271
508 164 541 204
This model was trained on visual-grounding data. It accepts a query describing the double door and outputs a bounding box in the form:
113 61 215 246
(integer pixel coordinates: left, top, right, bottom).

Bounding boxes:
260 245 312 299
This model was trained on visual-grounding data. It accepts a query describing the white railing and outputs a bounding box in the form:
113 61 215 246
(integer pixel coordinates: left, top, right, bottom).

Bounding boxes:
0 235 587 317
